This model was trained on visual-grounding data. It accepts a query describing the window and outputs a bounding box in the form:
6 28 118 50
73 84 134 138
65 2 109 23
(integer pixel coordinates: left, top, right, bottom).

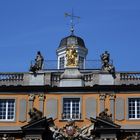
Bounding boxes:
79 56 84 69
0 99 15 121
59 57 65 69
128 98 140 119
62 98 81 120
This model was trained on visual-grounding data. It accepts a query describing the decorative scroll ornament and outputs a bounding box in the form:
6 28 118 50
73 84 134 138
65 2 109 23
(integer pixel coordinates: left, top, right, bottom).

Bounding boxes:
124 132 140 140
66 45 78 67
50 120 94 140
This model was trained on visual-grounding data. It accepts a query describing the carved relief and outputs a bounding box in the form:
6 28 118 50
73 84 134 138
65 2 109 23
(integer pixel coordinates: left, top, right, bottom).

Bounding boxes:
109 94 116 100
50 120 94 140
28 94 35 101
99 93 106 100
124 132 140 140
38 94 45 101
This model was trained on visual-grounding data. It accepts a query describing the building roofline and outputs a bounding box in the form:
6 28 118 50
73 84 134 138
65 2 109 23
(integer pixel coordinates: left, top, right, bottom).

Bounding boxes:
0 85 140 93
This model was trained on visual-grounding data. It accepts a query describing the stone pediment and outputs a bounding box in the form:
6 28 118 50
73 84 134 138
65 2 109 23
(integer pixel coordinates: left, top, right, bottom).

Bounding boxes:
91 117 120 130
22 117 53 133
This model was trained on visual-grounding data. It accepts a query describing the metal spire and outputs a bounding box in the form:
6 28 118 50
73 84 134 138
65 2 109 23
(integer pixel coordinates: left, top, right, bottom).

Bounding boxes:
65 11 80 35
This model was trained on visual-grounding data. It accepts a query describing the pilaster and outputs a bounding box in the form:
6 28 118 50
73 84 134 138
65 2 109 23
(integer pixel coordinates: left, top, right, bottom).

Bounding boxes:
28 94 35 110
99 93 106 112
109 94 116 121
38 94 45 114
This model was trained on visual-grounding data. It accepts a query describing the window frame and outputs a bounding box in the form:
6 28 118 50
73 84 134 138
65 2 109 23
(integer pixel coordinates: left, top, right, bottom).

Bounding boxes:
128 98 140 120
0 98 16 122
61 96 82 120
59 56 65 69
79 56 84 69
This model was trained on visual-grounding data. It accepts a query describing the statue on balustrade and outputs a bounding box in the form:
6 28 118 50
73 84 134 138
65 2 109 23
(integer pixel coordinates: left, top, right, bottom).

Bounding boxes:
30 51 44 73
100 51 115 76
28 107 43 123
66 45 78 67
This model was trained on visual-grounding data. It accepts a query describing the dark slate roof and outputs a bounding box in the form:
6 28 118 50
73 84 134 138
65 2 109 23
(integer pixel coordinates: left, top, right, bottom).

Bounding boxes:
58 35 86 48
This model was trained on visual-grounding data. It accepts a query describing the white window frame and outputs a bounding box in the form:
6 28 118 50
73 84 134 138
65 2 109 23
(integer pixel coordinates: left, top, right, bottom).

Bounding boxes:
0 99 15 121
59 56 65 69
62 98 81 120
128 98 140 120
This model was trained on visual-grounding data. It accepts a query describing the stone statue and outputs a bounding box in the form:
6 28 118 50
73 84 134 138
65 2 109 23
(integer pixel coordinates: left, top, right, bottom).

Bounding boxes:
100 51 115 76
28 107 43 123
66 45 78 67
99 108 112 122
101 51 110 65
30 51 44 73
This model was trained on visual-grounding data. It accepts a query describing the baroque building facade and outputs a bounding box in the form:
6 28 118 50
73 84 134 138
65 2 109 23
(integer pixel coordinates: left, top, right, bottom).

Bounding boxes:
0 30 140 140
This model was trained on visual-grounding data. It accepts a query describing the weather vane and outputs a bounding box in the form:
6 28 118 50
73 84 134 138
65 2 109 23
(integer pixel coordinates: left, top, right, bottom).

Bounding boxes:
65 10 80 35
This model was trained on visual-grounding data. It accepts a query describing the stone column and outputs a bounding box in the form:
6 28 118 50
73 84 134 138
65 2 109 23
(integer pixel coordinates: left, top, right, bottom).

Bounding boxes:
38 94 45 114
28 94 35 110
109 94 116 121
99 93 106 112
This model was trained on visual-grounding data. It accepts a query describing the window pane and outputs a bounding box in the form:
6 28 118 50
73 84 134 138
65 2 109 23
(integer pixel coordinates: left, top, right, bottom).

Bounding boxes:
59 57 65 69
0 99 15 121
63 98 80 120
129 98 140 119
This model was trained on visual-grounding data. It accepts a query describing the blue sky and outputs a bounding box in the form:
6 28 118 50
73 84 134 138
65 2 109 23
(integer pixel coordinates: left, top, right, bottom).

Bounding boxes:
0 0 140 72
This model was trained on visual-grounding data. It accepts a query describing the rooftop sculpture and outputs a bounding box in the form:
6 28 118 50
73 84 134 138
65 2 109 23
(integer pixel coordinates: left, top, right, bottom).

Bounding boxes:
66 45 78 67
30 51 44 73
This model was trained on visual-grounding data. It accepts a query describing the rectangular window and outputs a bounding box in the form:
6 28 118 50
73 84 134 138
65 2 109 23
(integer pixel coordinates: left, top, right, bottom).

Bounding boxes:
0 99 15 121
79 56 84 69
129 98 140 119
62 98 81 120
59 57 65 69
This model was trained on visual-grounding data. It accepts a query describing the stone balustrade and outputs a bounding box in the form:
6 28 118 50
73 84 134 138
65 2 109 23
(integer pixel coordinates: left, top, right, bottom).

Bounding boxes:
115 72 140 85
0 71 140 86
120 72 140 80
0 72 24 85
